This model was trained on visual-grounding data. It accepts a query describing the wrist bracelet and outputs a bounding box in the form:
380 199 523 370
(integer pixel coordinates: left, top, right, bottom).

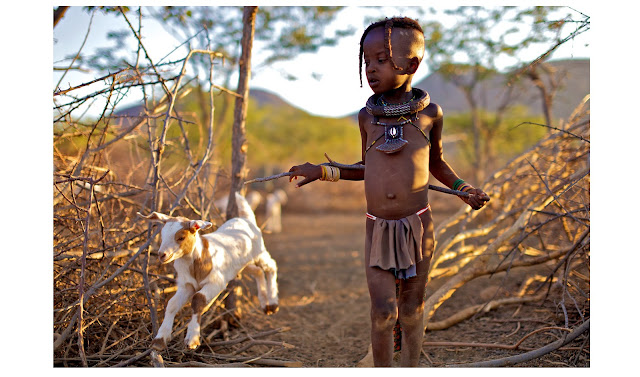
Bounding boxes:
452 179 465 191
320 165 340 182
459 184 474 193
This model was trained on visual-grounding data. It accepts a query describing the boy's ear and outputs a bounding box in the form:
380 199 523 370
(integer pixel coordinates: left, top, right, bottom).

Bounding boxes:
405 57 420 75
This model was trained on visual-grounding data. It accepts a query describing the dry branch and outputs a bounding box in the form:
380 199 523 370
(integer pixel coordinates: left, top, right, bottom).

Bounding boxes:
53 12 293 365
426 288 557 331
448 319 589 367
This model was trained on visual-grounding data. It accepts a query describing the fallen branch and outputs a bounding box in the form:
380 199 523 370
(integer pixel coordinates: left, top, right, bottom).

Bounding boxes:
112 349 153 367
425 326 570 351
206 326 291 347
447 319 589 367
426 289 554 331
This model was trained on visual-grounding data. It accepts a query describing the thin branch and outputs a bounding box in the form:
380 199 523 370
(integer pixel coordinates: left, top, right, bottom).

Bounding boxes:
244 165 470 198
448 319 589 367
514 121 590 143
55 9 95 93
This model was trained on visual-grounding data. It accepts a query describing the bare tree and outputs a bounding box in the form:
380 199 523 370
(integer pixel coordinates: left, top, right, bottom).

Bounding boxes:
53 7 299 366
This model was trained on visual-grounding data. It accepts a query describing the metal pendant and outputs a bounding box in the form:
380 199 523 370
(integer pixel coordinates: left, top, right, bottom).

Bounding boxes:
376 125 408 154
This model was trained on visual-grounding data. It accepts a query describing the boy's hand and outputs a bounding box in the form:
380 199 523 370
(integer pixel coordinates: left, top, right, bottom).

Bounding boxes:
288 163 323 188
463 188 490 210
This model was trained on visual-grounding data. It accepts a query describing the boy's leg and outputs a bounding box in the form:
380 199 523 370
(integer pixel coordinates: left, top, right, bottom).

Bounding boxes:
365 218 398 367
398 210 435 367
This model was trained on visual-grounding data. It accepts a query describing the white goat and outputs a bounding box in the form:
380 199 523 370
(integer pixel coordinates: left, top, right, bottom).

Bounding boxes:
138 193 278 351
264 189 288 233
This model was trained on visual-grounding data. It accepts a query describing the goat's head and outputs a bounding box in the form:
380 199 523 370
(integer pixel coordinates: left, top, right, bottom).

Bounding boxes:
137 212 213 264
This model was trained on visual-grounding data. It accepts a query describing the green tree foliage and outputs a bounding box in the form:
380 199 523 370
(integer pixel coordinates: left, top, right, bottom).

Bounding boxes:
210 97 360 170
151 6 353 82
244 105 361 168
444 106 547 172
148 87 361 173
423 6 568 71
71 6 353 82
420 6 576 183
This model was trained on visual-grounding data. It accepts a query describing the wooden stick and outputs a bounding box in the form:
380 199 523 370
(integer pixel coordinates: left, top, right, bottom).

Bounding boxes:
447 319 590 367
244 171 293 185
244 167 470 198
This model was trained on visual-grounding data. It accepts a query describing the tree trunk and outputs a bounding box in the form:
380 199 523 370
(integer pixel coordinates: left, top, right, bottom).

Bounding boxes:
226 6 257 219
54 6 69 28
223 6 258 323
462 87 484 185
527 64 557 130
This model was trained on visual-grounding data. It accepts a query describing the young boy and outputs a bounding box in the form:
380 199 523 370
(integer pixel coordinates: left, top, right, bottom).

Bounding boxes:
288 17 489 367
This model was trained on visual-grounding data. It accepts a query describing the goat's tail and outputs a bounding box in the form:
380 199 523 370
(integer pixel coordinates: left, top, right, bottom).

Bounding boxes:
235 192 258 224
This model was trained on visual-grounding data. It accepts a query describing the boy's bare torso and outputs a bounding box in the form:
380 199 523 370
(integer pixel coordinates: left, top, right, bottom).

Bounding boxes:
360 102 439 220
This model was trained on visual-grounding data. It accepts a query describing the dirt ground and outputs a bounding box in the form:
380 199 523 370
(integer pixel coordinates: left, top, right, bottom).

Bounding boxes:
234 185 589 368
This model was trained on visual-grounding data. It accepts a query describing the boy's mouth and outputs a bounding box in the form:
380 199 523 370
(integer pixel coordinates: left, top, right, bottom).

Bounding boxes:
368 78 379 87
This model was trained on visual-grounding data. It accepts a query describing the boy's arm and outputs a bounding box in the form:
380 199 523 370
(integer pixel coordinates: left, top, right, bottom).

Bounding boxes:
428 104 489 210
288 109 368 188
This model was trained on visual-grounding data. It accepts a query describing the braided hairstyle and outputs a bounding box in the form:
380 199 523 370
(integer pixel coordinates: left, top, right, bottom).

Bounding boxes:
359 17 424 87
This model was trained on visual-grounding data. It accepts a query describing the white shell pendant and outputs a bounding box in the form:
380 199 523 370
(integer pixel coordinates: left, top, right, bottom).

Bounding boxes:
376 125 408 154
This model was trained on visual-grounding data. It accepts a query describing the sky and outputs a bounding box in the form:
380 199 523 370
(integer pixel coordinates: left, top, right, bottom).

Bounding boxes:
53 5 591 119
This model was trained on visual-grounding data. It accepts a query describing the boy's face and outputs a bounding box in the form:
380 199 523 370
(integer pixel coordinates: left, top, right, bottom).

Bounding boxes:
362 27 413 95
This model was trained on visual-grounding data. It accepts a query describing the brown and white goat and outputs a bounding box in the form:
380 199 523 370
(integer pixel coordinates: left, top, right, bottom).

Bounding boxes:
138 193 278 351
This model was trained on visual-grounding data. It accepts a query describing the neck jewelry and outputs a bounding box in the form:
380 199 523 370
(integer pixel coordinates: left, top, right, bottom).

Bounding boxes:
365 88 430 117
365 88 431 154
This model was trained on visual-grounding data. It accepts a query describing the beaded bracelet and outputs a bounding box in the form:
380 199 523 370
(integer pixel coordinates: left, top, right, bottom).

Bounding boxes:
452 179 465 191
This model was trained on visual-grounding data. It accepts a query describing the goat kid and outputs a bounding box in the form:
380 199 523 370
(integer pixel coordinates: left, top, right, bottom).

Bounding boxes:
138 193 278 351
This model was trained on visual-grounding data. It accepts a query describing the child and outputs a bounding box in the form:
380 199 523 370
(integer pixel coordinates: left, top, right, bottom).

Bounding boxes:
288 17 489 367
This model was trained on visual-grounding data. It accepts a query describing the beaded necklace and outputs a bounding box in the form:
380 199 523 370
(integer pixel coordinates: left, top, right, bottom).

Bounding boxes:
365 88 431 154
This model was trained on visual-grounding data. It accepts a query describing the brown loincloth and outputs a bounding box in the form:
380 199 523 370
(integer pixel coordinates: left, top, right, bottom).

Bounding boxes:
366 206 428 279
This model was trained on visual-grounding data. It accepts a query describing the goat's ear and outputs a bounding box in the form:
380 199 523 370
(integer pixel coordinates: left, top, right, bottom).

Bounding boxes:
190 220 213 231
137 211 172 223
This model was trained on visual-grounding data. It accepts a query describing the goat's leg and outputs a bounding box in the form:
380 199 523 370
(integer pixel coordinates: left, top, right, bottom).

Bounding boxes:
184 283 224 349
152 284 195 351
243 264 269 311
254 251 279 314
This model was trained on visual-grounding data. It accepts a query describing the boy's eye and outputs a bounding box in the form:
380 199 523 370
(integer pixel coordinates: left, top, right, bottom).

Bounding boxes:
378 58 387 63
177 237 185 241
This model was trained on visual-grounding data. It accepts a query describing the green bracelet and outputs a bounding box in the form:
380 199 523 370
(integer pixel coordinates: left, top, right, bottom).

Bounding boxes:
452 179 465 191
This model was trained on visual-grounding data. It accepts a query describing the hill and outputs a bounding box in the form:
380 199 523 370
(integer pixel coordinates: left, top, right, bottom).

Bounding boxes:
412 59 589 119
113 58 589 128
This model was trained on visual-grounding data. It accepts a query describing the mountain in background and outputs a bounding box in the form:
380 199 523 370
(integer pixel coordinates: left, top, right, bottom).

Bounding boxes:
251 58 589 121
114 58 588 127
413 59 589 120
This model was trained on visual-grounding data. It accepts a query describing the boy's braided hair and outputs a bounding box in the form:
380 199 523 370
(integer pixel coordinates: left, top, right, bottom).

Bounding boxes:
359 17 424 87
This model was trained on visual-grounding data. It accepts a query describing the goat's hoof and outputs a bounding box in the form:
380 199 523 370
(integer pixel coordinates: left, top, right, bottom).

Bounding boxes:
186 337 201 350
151 337 166 351
264 304 279 315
